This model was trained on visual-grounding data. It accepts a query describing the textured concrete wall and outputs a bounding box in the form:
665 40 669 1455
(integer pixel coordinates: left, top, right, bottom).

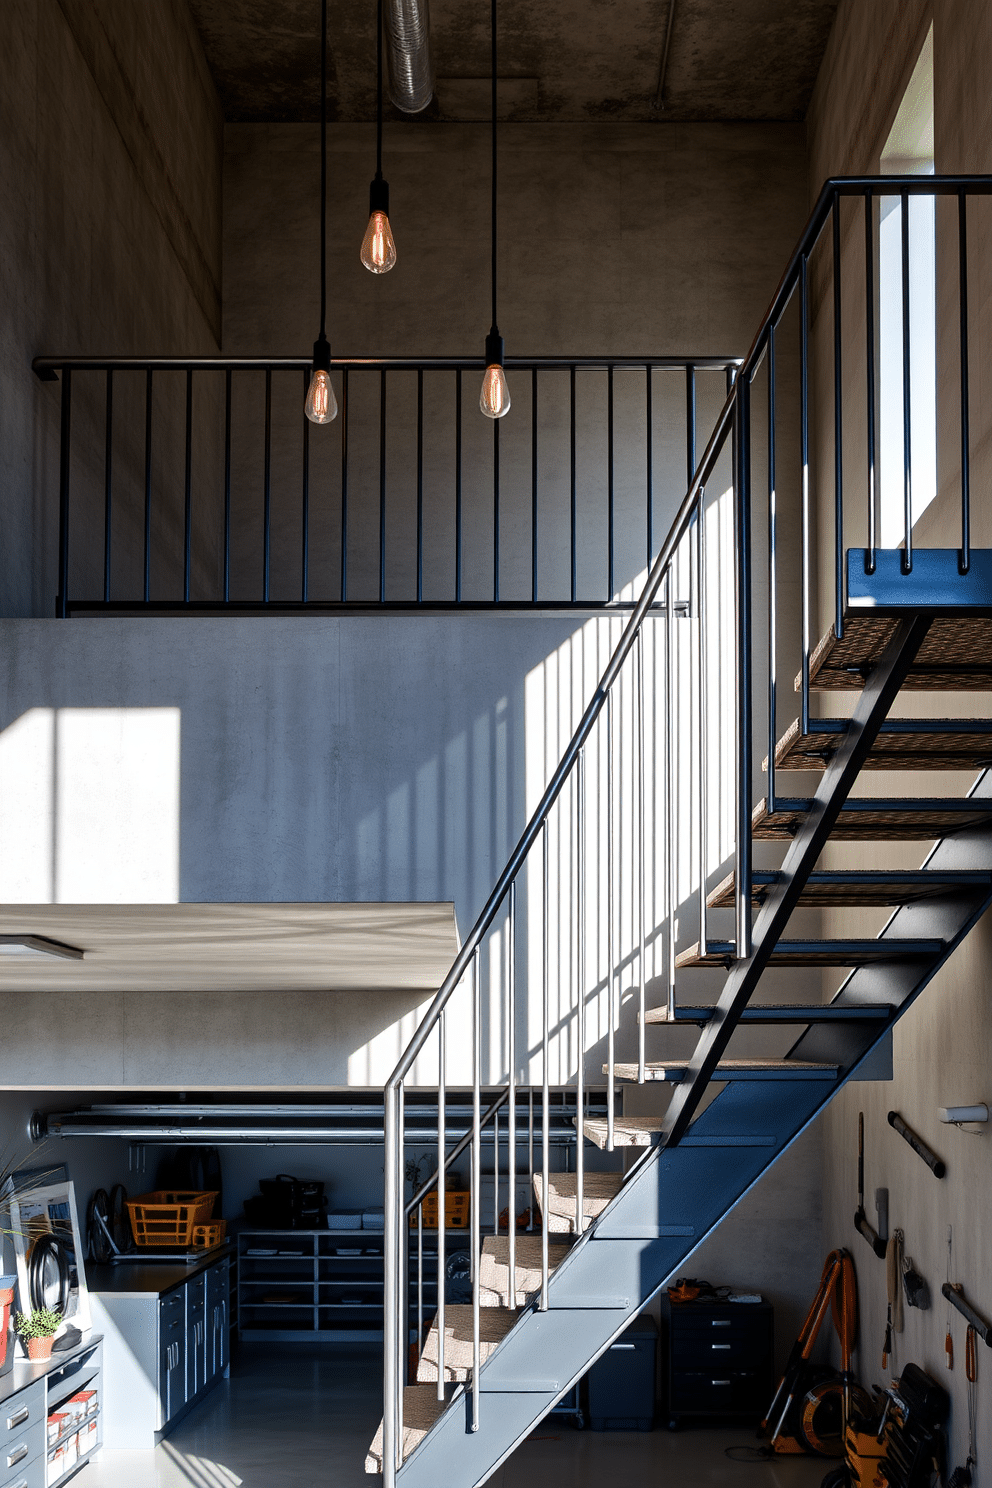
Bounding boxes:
808 3 992 1471
0 0 223 617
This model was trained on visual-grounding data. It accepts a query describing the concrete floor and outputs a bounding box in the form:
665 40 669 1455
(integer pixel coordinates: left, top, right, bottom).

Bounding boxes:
82 1344 830 1488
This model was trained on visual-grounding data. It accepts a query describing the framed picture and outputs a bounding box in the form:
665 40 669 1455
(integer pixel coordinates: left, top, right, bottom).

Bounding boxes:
8 1180 90 1340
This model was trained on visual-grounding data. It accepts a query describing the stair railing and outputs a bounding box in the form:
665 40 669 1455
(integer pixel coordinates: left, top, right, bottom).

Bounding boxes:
380 175 992 1481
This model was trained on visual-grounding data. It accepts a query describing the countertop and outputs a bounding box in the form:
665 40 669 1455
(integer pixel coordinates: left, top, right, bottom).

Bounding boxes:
86 1244 233 1299
0 1332 103 1408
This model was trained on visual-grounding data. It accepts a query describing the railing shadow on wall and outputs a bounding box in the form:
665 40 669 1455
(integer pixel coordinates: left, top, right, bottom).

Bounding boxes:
31 354 738 616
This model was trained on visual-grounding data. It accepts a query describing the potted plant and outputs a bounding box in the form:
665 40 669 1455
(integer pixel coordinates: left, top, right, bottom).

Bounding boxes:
16 1308 61 1361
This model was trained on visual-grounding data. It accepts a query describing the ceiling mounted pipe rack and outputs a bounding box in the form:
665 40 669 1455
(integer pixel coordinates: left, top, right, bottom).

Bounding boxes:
31 1098 603 1147
384 0 435 112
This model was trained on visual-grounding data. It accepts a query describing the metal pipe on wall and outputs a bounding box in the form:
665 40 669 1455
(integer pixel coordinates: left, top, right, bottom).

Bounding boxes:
384 0 435 113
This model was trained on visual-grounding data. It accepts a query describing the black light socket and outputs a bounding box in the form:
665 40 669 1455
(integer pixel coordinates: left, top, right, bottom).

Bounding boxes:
311 333 331 374
484 328 504 367
369 175 390 218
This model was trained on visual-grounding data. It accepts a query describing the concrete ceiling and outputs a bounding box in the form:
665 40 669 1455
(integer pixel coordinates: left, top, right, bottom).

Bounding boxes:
187 0 840 124
0 903 458 992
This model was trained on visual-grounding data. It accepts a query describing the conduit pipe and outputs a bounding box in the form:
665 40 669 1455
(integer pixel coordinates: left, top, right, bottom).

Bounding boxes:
384 0 435 113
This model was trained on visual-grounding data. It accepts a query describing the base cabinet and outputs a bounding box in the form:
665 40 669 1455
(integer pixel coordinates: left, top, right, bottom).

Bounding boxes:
664 1298 773 1428
0 1336 102 1488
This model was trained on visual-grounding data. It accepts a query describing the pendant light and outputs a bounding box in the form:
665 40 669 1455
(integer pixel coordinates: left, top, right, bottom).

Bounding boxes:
480 0 510 418
305 0 338 424
361 0 397 273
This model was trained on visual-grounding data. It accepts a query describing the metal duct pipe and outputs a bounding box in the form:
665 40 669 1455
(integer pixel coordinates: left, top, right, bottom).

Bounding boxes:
384 0 435 113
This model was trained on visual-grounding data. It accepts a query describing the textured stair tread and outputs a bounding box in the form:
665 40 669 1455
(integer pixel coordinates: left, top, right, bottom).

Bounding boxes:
417 1305 519 1382
643 1002 892 1025
675 937 942 967
800 615 992 692
533 1171 623 1233
479 1235 570 1306
580 1116 669 1149
708 867 991 908
365 1386 447 1473
608 1059 838 1083
770 716 992 772
752 795 992 841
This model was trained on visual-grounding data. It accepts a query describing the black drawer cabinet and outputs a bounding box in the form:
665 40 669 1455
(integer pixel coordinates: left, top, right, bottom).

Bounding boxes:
664 1298 773 1428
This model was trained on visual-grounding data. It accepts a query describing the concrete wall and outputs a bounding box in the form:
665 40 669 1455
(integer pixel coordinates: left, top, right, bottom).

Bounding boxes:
0 0 223 618
807 1 992 1471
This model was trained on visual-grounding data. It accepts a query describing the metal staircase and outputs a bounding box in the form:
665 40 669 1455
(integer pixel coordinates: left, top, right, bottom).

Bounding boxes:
369 175 992 1486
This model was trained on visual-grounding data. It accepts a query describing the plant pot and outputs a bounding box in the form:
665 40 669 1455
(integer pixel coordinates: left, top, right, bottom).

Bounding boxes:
0 1278 16 1377
26 1336 54 1362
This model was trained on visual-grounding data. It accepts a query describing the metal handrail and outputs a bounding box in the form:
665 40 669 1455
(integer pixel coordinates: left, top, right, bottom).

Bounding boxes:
32 353 739 375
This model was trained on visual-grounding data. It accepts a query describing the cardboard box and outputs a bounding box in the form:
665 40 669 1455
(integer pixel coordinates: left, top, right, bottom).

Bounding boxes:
47 1411 70 1445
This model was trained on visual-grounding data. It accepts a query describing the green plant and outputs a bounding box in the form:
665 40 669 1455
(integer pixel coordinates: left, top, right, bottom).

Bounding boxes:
15 1308 61 1340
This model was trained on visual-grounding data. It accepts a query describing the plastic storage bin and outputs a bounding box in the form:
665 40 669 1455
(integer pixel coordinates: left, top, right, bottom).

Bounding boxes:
587 1315 658 1430
127 1191 217 1247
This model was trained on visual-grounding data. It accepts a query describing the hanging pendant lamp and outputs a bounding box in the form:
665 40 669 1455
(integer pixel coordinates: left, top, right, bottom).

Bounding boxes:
305 0 338 424
361 0 397 273
480 0 509 418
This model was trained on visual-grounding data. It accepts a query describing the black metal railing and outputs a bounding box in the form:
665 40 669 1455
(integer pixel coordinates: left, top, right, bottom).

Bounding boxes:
31 354 738 617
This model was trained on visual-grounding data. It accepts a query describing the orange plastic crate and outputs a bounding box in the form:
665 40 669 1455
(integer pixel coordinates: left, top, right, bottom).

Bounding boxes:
410 1191 470 1229
191 1220 227 1249
127 1191 217 1248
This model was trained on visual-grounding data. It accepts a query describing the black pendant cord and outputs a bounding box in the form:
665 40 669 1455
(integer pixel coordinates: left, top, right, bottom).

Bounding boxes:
375 0 383 180
490 0 498 334
319 0 328 339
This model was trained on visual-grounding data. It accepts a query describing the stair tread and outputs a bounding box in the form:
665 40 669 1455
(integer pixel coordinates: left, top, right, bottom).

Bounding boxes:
533 1171 622 1233
417 1304 519 1382
675 937 943 968
643 1001 892 1025
752 795 992 841
608 1059 838 1083
479 1235 570 1306
770 716 992 772
581 1116 669 1149
708 867 992 908
800 615 992 692
365 1386 448 1473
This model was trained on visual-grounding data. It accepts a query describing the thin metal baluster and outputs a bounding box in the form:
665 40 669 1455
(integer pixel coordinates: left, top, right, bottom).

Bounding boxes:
800 255 810 734
417 369 424 603
340 367 349 601
507 882 516 1306
608 363 615 599
223 370 232 604
767 324 778 816
302 369 310 602
417 1203 423 1359
57 369 72 618
646 364 653 568
696 505 708 952
527 1086 534 1233
865 191 877 571
606 687 616 1150
686 364 697 486
184 368 193 604
383 1084 399 1482
380 368 387 602
471 947 481 1428
455 370 463 602
399 1082 407 1393
734 375 753 960
901 191 913 572
493 1104 500 1235
103 370 113 604
493 417 500 603
637 631 645 1082
263 368 272 603
531 368 538 602
437 1009 446 1397
832 198 844 636
665 576 675 1019
541 821 550 1304
958 190 971 573
570 365 577 603
576 749 586 1231
144 369 153 603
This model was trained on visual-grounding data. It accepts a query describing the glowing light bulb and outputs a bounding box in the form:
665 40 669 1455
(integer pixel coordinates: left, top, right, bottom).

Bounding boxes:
305 368 337 424
361 210 397 274
480 363 510 419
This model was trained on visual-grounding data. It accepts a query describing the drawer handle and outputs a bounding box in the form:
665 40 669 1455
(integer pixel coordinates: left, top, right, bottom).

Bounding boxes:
7 1442 28 1467
609 1343 636 1351
711 1319 731 1327
711 1379 731 1387
6 1406 29 1429
8 1478 27 1488
712 1343 732 1350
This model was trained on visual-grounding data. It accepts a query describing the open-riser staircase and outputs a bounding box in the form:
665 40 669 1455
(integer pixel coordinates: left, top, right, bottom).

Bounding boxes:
370 174 992 1486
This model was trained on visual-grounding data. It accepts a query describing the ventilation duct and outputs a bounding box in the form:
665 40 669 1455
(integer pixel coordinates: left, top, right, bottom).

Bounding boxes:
384 0 435 113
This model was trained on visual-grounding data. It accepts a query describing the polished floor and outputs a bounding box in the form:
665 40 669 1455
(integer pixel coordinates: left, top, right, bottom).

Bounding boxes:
83 1344 829 1488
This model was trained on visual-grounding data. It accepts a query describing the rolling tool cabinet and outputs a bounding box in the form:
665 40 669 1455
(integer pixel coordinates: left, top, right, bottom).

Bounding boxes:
664 1297 773 1428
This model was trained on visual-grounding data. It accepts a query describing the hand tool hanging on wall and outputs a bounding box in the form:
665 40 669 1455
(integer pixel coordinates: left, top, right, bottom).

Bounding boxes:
946 1228 955 1368
855 1113 887 1258
947 1326 978 1488
883 1230 905 1368
942 1282 992 1348
887 1111 946 1178
902 1253 930 1310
